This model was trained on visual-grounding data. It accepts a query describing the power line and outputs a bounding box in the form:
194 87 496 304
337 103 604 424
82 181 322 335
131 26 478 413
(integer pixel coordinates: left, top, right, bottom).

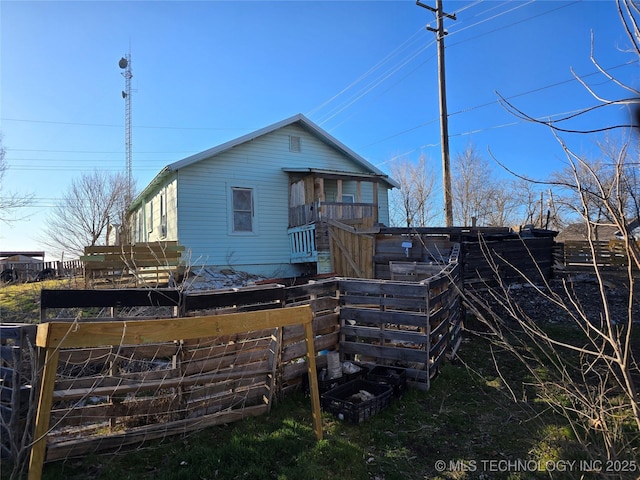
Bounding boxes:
356 60 635 150
0 117 255 131
8 148 194 154
313 0 586 131
447 0 582 47
307 26 426 118
315 38 436 125
446 0 536 40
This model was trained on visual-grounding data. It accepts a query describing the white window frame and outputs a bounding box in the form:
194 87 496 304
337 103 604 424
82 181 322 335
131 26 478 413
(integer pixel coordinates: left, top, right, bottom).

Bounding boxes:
341 194 355 203
137 211 144 242
159 189 167 238
147 200 154 233
230 186 256 235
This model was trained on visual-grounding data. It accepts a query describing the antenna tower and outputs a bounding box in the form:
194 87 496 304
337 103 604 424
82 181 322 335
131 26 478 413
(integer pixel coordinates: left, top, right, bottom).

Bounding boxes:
119 52 133 205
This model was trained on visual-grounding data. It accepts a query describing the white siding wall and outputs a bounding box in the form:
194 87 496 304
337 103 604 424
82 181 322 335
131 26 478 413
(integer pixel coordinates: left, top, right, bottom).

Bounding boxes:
155 123 391 277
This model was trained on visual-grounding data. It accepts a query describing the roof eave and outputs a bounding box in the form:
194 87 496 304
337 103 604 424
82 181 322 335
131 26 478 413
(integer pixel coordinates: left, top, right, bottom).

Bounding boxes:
129 167 173 211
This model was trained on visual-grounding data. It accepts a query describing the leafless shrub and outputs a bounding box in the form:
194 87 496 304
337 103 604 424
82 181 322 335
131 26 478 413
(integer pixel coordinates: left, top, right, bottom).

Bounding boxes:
460 0 640 467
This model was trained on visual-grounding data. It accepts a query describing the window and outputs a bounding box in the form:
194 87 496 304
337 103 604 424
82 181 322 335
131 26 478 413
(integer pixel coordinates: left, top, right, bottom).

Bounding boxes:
289 135 301 152
147 200 154 233
159 190 167 237
232 187 253 232
341 194 355 203
137 211 144 242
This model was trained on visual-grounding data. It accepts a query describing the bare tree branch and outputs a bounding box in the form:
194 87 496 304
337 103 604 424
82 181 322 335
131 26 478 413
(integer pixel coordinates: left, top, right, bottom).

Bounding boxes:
0 134 34 224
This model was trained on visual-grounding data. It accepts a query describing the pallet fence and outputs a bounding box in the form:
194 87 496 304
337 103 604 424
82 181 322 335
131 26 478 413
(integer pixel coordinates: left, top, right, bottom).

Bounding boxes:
560 240 635 271
6 260 463 478
81 242 185 288
0 324 37 463
27 306 322 480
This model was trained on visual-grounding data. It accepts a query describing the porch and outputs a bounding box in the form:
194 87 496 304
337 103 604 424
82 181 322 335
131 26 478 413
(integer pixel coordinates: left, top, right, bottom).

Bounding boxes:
285 168 383 270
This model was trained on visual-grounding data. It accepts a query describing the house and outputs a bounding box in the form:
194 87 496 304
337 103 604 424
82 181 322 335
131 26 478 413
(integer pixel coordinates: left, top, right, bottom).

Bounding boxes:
129 114 399 278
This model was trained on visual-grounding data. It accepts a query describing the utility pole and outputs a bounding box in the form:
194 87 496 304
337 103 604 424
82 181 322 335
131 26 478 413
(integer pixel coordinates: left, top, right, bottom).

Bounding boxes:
417 0 456 227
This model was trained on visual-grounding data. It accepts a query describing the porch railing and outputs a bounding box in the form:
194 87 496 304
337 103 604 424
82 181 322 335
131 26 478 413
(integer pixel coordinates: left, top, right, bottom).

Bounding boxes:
288 224 318 263
289 202 375 228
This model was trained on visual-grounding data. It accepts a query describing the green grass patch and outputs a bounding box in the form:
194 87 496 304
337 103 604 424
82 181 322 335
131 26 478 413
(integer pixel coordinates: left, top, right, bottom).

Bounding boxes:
0 280 67 323
0 278 98 323
16 335 614 480
3 287 638 479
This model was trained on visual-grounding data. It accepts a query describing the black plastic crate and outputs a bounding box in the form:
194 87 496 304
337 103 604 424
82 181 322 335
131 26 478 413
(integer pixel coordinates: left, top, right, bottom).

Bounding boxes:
317 362 369 393
321 379 393 424
366 365 407 398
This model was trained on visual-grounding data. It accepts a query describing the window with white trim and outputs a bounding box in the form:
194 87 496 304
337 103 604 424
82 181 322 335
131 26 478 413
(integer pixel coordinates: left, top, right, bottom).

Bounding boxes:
232 187 254 232
159 190 167 238
137 211 144 242
147 200 154 233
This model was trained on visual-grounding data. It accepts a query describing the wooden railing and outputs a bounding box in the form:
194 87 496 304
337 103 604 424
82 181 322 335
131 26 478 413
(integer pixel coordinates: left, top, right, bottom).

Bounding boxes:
289 202 376 227
288 224 318 263
0 324 37 462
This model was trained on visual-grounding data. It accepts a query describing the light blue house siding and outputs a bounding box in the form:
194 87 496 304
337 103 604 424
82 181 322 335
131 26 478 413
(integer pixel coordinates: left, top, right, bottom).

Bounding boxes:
130 114 396 278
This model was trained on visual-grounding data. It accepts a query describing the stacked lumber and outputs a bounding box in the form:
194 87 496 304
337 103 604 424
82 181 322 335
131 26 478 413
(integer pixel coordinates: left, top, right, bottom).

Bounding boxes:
81 242 184 287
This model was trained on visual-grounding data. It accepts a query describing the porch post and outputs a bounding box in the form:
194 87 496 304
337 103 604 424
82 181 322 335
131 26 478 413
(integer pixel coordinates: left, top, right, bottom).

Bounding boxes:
372 180 379 224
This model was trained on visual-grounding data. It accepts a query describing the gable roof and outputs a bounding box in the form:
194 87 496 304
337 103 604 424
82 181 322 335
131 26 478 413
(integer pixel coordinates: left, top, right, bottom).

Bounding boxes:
131 114 398 210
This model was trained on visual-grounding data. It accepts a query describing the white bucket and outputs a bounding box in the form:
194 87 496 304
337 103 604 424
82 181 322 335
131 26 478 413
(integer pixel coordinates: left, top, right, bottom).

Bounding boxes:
327 351 342 379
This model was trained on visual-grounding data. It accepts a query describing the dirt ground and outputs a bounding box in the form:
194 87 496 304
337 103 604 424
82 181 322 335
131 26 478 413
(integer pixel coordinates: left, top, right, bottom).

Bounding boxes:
466 271 640 389
467 271 640 326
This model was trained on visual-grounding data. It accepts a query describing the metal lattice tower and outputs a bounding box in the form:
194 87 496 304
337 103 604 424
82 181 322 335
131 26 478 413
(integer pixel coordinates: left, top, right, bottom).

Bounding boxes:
119 53 133 205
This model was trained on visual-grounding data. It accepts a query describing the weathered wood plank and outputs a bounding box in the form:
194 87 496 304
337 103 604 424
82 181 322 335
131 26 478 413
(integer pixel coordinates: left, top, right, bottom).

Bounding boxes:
281 332 339 362
284 280 338 300
29 305 321 480
45 404 268 462
339 278 429 297
281 312 339 342
339 307 428 328
340 325 428 344
183 288 284 312
339 293 427 310
340 341 429 363
83 242 184 255
36 306 313 349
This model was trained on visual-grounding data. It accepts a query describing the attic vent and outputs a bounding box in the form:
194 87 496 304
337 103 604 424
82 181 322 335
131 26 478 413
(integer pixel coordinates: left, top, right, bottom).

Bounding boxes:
289 135 301 152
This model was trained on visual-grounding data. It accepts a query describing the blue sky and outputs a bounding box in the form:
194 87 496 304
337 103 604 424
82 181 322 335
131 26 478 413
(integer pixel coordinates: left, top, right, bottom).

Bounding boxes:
1 0 637 258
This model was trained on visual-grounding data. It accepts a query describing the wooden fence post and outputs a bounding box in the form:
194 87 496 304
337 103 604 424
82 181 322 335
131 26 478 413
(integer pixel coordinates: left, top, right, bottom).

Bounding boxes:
27 344 59 480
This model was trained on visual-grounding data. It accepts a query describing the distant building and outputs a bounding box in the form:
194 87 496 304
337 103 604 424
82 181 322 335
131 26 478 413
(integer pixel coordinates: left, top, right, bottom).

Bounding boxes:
0 251 46 281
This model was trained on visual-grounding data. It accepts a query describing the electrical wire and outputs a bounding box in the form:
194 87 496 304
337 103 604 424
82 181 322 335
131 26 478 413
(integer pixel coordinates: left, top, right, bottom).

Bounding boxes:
307 25 426 118
448 0 582 47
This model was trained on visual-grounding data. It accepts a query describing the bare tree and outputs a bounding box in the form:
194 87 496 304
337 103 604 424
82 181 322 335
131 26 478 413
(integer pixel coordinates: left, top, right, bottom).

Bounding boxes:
483 182 524 227
509 178 567 230
550 137 638 239
389 154 437 227
0 134 33 223
452 143 504 226
41 170 130 258
463 0 640 464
